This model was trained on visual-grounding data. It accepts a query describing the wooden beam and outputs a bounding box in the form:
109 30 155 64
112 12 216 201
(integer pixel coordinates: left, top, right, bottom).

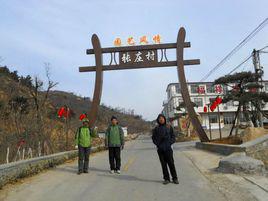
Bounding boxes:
79 59 200 72
86 42 191 54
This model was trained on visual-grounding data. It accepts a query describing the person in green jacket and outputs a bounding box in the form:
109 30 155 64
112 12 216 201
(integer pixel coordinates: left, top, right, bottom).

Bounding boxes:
105 116 124 174
75 118 97 174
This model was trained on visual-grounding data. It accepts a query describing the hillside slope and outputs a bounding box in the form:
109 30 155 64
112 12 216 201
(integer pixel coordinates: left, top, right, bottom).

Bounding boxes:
49 90 150 133
0 67 150 164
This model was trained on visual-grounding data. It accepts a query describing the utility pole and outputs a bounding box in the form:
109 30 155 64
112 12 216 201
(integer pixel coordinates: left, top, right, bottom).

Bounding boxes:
207 103 212 140
217 105 222 139
252 49 264 127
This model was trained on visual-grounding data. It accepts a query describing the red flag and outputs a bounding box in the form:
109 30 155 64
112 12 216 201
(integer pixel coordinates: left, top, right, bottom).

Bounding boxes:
210 102 217 112
58 106 70 119
79 113 87 121
210 96 222 112
203 106 208 113
215 97 222 104
63 107 70 118
58 107 65 118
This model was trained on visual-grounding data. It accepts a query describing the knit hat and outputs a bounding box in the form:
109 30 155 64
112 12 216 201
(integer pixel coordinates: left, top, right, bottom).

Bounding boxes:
111 116 117 121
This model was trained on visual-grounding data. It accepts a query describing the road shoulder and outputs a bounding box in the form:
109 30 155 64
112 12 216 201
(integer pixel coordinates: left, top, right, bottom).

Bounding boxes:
181 147 268 201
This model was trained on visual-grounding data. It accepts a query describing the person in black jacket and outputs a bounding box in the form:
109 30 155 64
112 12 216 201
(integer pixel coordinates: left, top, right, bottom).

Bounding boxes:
152 114 179 185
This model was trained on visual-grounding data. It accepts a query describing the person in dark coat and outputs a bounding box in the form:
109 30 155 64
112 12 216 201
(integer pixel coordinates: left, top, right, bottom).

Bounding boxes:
152 114 179 185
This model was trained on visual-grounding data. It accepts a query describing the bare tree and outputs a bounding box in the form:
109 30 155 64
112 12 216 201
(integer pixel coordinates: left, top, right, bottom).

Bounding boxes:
29 63 58 155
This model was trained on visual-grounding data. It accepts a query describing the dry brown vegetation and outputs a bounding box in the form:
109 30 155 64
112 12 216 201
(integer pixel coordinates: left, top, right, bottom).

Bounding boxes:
0 66 150 164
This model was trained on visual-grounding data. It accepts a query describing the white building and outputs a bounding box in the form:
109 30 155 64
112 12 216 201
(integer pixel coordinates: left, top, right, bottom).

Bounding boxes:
162 81 268 129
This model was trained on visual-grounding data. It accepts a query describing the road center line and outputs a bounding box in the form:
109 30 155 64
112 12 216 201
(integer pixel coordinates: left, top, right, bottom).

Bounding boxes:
123 157 136 172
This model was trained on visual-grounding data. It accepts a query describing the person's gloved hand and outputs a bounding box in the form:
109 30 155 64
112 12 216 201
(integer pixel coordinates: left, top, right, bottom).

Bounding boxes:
75 145 78 149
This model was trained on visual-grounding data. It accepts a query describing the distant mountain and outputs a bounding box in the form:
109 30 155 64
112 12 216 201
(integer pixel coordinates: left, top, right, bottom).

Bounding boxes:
49 90 151 133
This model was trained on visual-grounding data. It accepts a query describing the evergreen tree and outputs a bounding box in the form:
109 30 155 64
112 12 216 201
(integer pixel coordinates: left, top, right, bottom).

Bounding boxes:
214 71 268 135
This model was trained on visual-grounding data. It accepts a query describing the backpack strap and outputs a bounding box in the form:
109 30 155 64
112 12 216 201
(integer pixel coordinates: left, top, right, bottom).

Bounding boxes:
78 127 82 140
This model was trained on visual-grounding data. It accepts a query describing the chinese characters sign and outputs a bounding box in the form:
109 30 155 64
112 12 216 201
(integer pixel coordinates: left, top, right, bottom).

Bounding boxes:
197 85 205 94
114 35 161 46
214 84 223 94
119 50 158 66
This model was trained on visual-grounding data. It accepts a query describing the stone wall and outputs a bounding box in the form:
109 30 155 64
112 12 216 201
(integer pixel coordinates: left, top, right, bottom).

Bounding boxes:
195 142 245 155
0 146 105 189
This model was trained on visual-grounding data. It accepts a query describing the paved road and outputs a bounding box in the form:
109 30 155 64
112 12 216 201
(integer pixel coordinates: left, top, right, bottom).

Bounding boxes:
0 135 228 201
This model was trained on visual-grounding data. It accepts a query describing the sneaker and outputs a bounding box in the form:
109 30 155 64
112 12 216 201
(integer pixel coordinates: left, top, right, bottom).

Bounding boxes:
163 180 170 185
77 171 82 175
110 170 114 174
115 170 121 174
173 179 179 184
84 170 89 173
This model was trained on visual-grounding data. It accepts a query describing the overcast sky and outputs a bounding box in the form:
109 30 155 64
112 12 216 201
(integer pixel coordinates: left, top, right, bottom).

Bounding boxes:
0 0 268 120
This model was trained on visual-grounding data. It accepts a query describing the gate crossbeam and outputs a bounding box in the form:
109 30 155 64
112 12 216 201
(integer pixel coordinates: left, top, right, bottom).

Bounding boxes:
79 59 200 72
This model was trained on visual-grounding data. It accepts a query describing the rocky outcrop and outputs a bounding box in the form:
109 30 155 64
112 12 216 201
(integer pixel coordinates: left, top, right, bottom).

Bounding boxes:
218 152 266 175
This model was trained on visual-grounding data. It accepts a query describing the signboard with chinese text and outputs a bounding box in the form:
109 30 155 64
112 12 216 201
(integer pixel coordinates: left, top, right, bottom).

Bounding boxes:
119 50 158 66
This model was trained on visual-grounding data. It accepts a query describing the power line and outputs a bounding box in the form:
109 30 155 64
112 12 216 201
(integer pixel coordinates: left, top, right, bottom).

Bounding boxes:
227 54 252 75
259 45 268 51
227 45 268 75
260 45 268 53
200 17 268 81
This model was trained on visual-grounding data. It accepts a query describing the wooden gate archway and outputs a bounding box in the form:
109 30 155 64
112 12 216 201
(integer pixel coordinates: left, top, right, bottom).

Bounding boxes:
79 27 209 142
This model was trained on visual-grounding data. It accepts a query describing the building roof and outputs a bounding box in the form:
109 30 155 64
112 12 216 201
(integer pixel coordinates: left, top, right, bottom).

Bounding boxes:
166 80 268 92
166 81 213 92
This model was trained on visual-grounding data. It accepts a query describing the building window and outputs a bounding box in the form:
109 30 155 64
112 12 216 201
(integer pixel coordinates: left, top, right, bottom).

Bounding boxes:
223 85 228 94
174 98 179 108
171 101 174 111
190 84 199 94
175 84 181 94
226 101 234 107
206 83 215 93
168 89 171 99
265 83 268 92
209 114 218 123
193 98 203 107
223 113 235 124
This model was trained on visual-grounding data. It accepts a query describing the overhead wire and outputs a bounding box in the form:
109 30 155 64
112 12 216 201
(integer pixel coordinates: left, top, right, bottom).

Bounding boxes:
200 18 268 81
227 45 268 75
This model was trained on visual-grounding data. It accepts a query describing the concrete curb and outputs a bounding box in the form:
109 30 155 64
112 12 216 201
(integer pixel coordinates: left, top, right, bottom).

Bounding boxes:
0 145 106 189
196 141 245 155
196 134 268 155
